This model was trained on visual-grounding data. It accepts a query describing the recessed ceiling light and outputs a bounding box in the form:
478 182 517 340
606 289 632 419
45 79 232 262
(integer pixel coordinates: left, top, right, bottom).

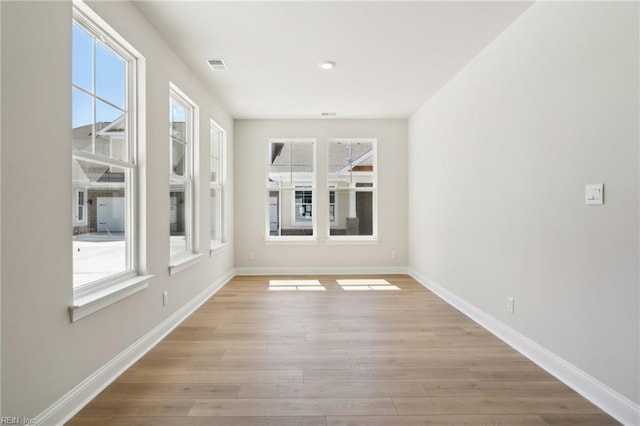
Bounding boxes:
318 60 336 70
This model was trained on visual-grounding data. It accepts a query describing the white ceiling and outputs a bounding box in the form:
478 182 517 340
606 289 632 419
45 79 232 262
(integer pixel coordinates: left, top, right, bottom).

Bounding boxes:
133 1 533 119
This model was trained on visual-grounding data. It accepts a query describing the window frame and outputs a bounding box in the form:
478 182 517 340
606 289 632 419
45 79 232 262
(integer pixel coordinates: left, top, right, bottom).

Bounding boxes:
265 138 317 243
209 119 227 253
326 138 378 244
70 3 151 322
72 7 137 290
168 84 200 267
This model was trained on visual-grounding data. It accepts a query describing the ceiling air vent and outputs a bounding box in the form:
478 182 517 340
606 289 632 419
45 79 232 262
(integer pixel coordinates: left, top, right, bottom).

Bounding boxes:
207 59 228 71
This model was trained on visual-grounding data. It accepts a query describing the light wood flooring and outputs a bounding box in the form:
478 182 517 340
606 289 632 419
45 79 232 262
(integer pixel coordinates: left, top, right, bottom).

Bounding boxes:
67 275 619 425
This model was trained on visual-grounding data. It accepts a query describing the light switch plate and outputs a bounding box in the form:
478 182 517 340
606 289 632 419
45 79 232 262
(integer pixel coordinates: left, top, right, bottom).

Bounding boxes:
586 184 604 205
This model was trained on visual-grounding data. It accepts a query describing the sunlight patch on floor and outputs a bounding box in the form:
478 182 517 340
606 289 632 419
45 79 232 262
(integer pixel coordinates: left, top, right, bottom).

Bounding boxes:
337 279 400 291
269 280 326 291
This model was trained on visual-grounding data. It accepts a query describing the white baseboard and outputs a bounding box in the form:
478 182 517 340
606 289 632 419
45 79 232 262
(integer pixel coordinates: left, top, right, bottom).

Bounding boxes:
35 269 236 426
235 266 409 276
409 268 640 426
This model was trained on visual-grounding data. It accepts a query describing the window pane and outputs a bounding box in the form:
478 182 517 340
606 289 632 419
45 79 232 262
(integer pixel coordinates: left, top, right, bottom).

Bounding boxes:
328 141 374 187
170 182 187 256
96 100 127 160
96 42 125 109
72 87 93 137
171 100 187 142
210 156 219 183
210 187 220 241
268 191 278 236
172 139 186 176
329 189 373 236
72 23 93 92
267 189 313 236
211 132 220 161
72 162 128 288
268 141 314 188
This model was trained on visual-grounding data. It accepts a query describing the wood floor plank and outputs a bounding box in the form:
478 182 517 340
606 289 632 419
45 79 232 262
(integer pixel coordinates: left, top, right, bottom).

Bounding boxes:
392 396 603 415
238 381 428 398
65 275 618 425
75 399 194 417
540 414 622 425
67 416 327 426
188 398 396 416
135 356 350 370
326 414 549 426
303 367 477 382
117 368 303 384
97 382 240 399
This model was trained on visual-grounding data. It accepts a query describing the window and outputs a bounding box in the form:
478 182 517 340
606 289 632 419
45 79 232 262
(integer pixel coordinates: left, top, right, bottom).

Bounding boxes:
294 188 313 224
72 11 137 289
329 189 337 223
327 139 377 240
169 86 198 261
210 120 226 251
74 189 87 226
266 139 316 239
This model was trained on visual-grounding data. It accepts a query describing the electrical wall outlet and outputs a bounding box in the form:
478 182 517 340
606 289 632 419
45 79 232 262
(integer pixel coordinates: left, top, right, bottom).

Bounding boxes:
248 251 255 260
163 291 168 306
391 251 397 259
507 297 514 313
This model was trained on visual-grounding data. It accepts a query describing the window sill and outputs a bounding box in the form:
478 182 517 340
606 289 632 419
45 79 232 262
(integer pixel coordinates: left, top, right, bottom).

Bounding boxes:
69 274 153 322
325 237 379 245
264 238 318 246
210 241 230 256
169 253 203 275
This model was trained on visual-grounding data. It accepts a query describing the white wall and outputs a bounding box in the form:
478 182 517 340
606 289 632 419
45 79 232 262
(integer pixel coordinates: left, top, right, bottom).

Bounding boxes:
1 0 233 417
409 0 639 407
235 119 407 272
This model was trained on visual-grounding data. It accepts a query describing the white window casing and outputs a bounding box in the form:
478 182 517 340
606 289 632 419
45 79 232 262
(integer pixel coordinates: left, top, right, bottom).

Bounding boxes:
168 84 200 273
70 2 152 322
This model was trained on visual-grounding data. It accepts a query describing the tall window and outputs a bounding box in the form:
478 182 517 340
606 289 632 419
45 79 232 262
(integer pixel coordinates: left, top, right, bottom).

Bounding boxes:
210 121 226 250
267 139 316 239
72 11 137 289
169 86 197 260
327 139 377 239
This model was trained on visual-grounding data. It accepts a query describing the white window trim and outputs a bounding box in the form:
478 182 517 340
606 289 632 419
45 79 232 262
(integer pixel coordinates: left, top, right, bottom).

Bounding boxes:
265 138 317 242
327 138 379 243
168 252 203 275
70 1 152 322
169 83 199 264
209 119 226 250
210 241 230 256
70 274 153 322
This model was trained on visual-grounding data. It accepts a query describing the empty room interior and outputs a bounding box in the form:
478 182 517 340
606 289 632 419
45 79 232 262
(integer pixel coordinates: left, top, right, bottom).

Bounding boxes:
1 0 639 425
